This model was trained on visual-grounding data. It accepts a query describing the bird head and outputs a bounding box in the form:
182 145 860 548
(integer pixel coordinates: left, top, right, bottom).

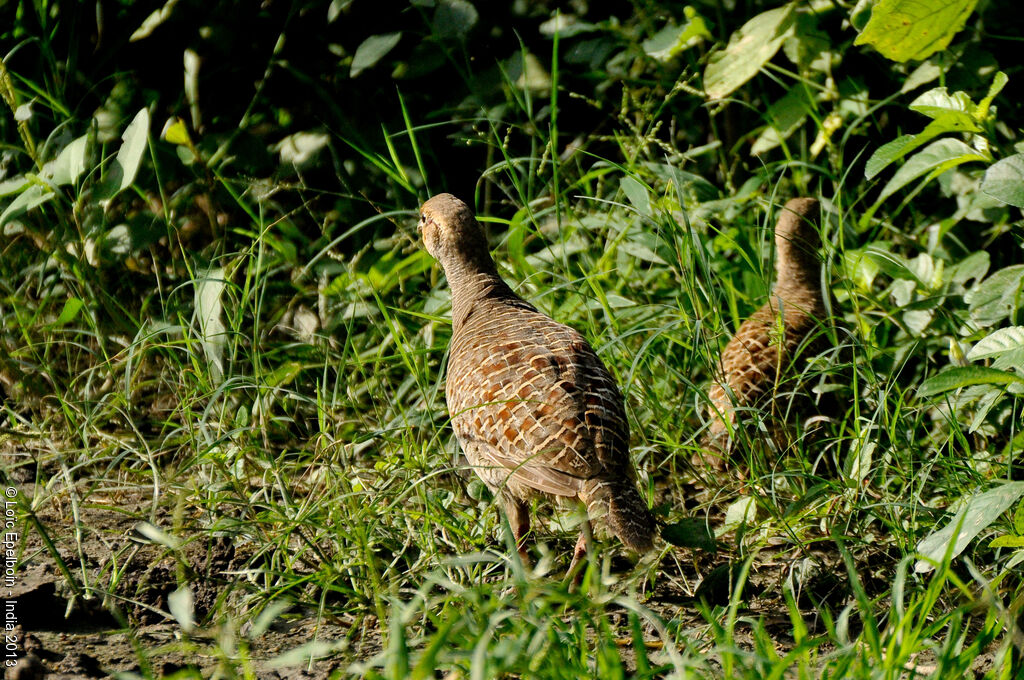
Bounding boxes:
418 193 492 271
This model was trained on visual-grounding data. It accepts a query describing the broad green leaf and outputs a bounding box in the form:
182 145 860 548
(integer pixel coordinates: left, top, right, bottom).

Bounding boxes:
168 585 195 633
843 244 886 290
52 298 84 327
901 58 943 93
949 336 968 366
989 535 1024 549
265 361 305 389
0 177 30 197
965 264 1024 326
850 0 873 30
661 518 717 551
603 293 637 309
350 33 402 77
276 131 330 166
918 110 980 140
102 224 132 256
907 252 941 290
100 108 151 202
865 112 981 180
539 15 599 38
981 153 1024 208
903 308 933 335
0 183 55 228
751 86 812 155
909 87 976 121
987 349 1024 374
854 0 980 63
433 0 478 41
367 250 433 295
863 246 919 284
950 250 989 287
620 176 651 215
116 108 150 190
783 12 831 73
967 326 1024 361
845 440 874 486
703 4 795 99
644 23 689 61
720 496 757 535
866 136 916 180
195 267 227 383
918 366 1024 397
1015 498 1024 535
915 482 1024 573
513 52 551 93
643 9 711 61
49 135 89 186
176 145 197 166
876 138 985 204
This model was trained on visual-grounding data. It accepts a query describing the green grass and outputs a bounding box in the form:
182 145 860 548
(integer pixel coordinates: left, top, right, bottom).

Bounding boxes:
2 1 1024 678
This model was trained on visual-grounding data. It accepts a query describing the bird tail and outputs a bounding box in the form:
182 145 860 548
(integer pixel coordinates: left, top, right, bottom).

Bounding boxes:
581 478 656 553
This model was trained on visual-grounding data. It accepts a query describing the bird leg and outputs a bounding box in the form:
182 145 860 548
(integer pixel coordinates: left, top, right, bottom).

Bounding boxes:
565 517 594 583
504 496 532 568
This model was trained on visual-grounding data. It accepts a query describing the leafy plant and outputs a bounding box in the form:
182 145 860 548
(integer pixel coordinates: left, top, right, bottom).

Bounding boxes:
3 0 1024 676
863 71 1007 224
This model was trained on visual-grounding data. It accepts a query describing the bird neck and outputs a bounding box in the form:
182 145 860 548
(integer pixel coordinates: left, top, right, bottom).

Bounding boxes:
773 242 822 306
443 253 516 332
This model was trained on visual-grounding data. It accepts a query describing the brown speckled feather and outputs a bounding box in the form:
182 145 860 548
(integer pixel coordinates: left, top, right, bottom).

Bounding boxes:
447 297 632 495
419 194 655 557
704 198 829 459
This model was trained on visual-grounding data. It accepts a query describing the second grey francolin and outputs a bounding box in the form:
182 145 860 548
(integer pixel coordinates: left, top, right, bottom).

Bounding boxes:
702 197 830 465
418 193 656 571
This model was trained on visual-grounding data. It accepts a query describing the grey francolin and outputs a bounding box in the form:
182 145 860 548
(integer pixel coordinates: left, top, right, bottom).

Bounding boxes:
702 197 831 466
418 193 656 571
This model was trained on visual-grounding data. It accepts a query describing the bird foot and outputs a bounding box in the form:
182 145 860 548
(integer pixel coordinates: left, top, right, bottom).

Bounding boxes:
563 526 592 587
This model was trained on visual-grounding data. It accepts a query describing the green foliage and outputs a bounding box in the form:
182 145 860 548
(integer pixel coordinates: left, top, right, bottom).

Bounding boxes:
863 71 1007 223
916 482 1024 572
703 3 795 99
855 0 981 62
2 0 1024 676
982 153 1024 207
351 33 404 78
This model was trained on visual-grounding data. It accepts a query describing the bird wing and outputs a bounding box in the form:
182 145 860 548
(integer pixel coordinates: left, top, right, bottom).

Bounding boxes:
714 298 828 410
446 303 629 499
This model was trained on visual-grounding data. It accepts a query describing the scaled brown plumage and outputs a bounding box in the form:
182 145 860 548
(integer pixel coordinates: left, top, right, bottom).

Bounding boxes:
703 197 831 464
419 193 656 568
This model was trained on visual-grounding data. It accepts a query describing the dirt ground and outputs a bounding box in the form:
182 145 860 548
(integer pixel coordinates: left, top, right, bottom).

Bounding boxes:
0 445 999 679
3 459 377 679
